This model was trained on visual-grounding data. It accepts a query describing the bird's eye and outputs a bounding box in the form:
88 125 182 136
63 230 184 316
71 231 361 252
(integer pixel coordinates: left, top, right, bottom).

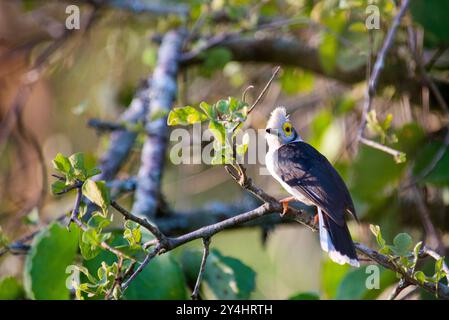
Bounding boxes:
283 123 293 136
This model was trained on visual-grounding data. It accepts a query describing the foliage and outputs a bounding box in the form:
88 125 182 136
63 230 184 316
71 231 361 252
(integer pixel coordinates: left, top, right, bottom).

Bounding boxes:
2 0 449 301
0 277 25 300
168 97 250 164
370 224 447 298
23 222 79 300
181 248 256 299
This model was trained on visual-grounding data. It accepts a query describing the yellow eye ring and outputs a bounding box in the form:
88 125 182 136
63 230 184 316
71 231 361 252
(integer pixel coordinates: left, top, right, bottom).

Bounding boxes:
283 122 293 137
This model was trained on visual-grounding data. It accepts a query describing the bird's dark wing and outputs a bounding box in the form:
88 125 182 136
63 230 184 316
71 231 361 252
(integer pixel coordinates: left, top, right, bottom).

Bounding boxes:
272 141 357 226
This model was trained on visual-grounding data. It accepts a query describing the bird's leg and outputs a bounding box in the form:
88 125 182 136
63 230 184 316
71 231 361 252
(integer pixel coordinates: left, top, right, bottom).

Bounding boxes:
313 207 320 227
313 213 319 226
279 196 296 216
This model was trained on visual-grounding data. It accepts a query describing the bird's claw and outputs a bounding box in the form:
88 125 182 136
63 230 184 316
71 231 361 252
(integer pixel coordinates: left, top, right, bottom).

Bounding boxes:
313 213 319 227
280 201 289 217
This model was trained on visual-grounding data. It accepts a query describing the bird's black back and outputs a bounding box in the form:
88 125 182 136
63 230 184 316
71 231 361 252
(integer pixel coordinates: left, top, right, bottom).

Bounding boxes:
272 141 357 226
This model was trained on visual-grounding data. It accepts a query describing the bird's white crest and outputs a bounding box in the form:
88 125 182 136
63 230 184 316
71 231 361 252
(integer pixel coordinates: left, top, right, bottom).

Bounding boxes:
266 106 289 130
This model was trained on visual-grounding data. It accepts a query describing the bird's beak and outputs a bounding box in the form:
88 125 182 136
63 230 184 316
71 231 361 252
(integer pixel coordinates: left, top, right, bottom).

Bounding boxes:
266 128 279 136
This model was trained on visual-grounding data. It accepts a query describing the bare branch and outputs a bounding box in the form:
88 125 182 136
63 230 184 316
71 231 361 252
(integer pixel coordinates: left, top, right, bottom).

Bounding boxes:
357 0 411 146
359 137 405 161
247 66 281 115
111 200 166 243
191 237 211 300
132 29 186 218
121 243 162 293
412 187 445 254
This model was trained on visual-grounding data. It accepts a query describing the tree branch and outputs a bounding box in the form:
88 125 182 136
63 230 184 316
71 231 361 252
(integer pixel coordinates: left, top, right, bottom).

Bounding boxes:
357 0 410 145
132 29 186 218
96 80 151 181
191 237 211 300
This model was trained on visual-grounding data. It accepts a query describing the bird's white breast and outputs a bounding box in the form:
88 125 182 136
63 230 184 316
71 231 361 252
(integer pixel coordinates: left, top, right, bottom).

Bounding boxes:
265 149 314 206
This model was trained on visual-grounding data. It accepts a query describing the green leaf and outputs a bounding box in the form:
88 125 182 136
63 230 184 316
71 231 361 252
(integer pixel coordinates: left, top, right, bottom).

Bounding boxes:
124 254 187 300
199 101 216 119
435 258 444 274
288 292 320 300
0 277 25 300
87 213 111 231
79 230 101 261
24 222 79 299
167 106 207 126
336 265 396 300
69 153 87 179
51 180 67 195
123 221 142 247
412 241 423 268
82 180 110 215
209 121 226 145
414 271 426 283
180 248 256 299
392 233 413 256
369 224 386 248
81 230 186 300
216 99 229 115
52 153 72 175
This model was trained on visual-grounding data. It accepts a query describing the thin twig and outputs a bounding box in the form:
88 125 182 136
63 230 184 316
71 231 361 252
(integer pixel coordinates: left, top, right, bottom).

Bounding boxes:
357 0 410 144
121 243 162 293
191 237 211 300
412 187 445 254
247 66 281 115
422 246 449 284
105 256 123 300
68 188 83 228
406 25 449 186
359 137 405 160
87 119 127 132
111 200 166 242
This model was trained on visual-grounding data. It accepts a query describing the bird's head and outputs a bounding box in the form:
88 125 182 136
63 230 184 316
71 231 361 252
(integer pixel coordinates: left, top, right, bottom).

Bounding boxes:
265 107 300 150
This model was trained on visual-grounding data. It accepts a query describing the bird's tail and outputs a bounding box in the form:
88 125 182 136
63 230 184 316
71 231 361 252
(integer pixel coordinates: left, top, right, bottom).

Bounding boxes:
317 207 359 267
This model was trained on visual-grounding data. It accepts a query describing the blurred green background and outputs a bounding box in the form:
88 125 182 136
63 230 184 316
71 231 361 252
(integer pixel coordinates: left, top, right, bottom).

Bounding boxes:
0 0 449 300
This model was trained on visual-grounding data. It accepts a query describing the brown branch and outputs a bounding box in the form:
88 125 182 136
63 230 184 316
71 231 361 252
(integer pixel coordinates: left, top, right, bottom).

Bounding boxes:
247 66 281 115
412 187 445 255
121 243 161 292
354 242 449 299
191 237 211 300
111 200 166 243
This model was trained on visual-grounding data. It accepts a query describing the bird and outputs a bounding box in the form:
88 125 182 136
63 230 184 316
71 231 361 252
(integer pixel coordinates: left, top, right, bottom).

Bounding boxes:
265 107 359 267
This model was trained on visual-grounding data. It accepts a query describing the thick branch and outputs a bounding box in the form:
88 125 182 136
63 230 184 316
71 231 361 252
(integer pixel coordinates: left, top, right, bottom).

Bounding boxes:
96 80 151 181
132 29 185 218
